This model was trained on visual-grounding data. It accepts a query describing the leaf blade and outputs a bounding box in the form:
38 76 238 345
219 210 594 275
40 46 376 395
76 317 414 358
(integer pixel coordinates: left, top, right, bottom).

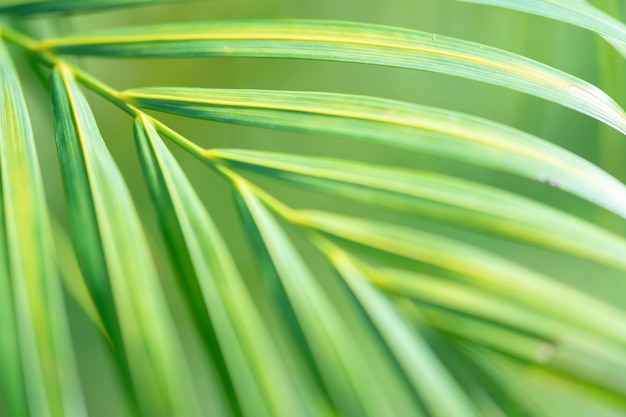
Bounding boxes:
210 148 626 272
233 178 432 417
290 210 626 349
312 226 626 400
317 242 480 417
51 65 202 417
0 40 86 417
0 0 195 15
133 115 327 417
40 19 626 134
125 87 626 219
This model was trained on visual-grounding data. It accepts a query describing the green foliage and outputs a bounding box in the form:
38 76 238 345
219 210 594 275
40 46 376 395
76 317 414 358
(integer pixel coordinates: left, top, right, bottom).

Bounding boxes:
0 1 625 416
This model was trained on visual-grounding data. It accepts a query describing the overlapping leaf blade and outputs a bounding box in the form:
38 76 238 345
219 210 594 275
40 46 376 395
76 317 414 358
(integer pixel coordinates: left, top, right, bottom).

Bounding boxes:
316 241 480 417
51 218 108 339
295 211 626 400
322 252 540 416
0 40 86 417
123 87 626 218
0 200 26 417
133 115 326 417
452 0 626 58
0 0 193 15
39 19 626 135
208 148 626 271
433 314 626 406
406 321 541 417
0 3 623 415
233 178 435 417
133 117 236 417
289 210 626 348
51 65 201 417
370 266 626 398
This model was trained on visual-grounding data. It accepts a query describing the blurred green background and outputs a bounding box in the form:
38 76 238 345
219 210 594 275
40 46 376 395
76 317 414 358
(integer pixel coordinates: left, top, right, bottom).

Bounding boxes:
11 0 626 415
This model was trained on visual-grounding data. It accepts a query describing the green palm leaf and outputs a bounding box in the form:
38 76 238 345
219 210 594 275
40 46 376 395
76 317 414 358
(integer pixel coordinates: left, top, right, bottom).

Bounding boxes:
125 87 626 218
51 65 202 417
0 0 193 14
315 241 484 417
133 115 327 417
207 148 626 271
0 2 625 416
39 19 626 134
403 307 626 407
289 210 626 347
369 265 626 400
0 40 86 417
452 0 626 57
0 209 26 417
293 210 626 400
408 324 541 417
51 217 108 340
321 248 541 416
233 177 445 417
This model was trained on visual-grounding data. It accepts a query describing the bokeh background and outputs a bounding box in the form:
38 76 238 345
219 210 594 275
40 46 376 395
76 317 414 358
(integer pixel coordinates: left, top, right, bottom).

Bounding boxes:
10 0 626 416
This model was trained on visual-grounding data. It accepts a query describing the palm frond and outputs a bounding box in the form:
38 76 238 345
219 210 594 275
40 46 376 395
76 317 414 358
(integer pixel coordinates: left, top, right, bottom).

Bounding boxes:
206 148 626 270
39 19 626 134
0 40 86 417
233 177 468 417
322 247 542 417
288 210 626 346
51 217 107 339
123 87 626 217
51 65 202 417
133 115 327 417
0 2 624 416
290 210 626 400
318 241 490 417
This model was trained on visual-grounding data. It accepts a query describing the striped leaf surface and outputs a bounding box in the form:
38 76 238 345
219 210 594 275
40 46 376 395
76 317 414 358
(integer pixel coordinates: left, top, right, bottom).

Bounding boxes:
39 19 626 134
0 40 86 417
51 65 202 417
